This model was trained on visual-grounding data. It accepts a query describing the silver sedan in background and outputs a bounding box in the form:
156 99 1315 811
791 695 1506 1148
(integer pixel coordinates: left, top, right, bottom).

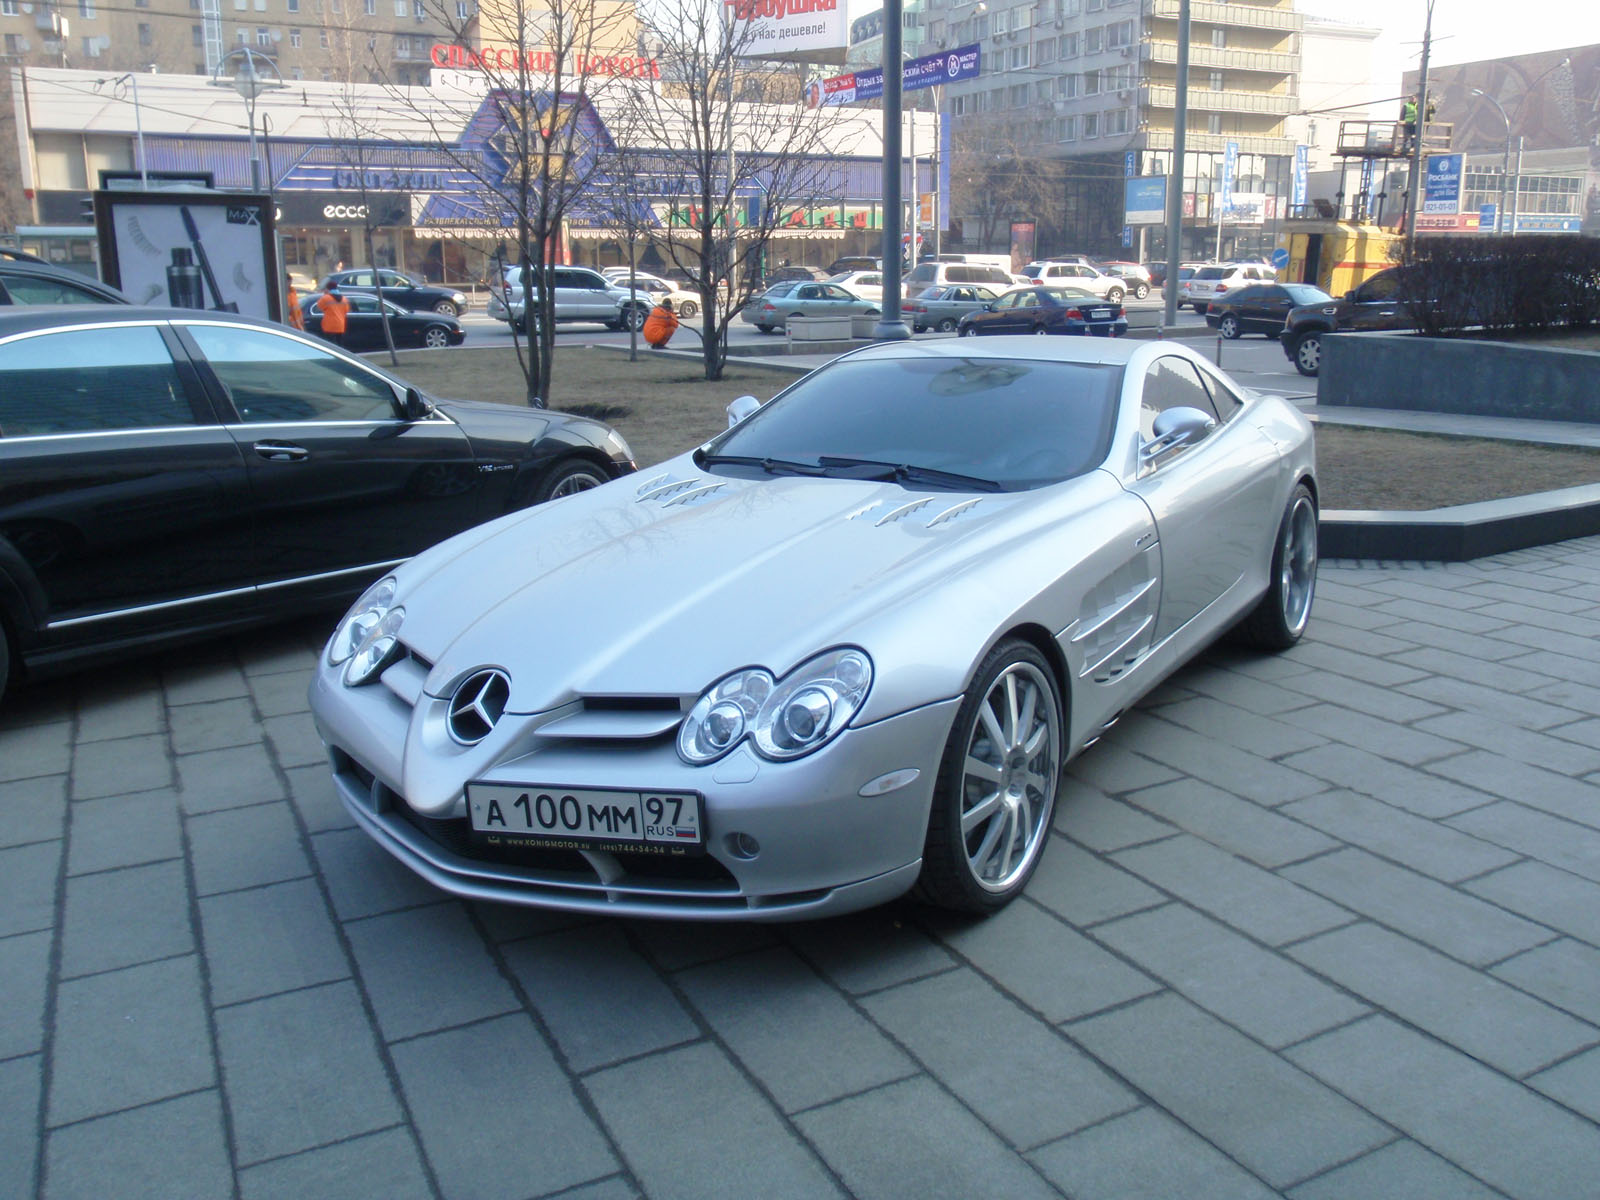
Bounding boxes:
905 283 1002 332
309 338 1317 922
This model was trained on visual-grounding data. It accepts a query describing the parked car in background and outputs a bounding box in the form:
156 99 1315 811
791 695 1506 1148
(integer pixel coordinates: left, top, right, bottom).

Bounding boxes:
739 280 880 333
905 283 1001 332
0 252 130 306
0 306 636 699
305 293 465 350
600 268 683 294
904 261 1018 290
491 266 651 333
1279 267 1417 377
1094 261 1153 300
826 270 885 302
317 268 469 317
1017 262 1128 304
1181 263 1278 312
762 264 830 287
306 336 1316 920
1205 283 1333 339
827 255 880 275
606 273 704 319
957 286 1128 337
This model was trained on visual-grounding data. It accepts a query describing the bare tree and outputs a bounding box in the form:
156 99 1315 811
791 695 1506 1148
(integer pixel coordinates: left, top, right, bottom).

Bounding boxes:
949 118 1061 253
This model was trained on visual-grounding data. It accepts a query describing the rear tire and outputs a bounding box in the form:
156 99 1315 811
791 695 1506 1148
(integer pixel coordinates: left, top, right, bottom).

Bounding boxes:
1133 282 1150 300
1219 313 1241 340
619 305 648 333
1235 482 1318 650
1107 287 1125 304
678 300 698 319
937 317 957 332
960 325 977 337
1292 331 1323 376
422 325 451 349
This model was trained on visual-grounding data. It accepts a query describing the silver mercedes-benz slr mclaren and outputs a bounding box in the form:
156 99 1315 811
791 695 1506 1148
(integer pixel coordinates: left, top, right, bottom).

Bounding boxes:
309 336 1317 921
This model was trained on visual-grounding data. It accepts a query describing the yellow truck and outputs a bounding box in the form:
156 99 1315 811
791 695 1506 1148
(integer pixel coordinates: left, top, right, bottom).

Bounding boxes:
1275 219 1401 296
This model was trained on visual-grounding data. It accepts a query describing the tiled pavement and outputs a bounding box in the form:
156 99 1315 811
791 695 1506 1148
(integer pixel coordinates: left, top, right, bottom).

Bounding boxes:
5 537 1600 1200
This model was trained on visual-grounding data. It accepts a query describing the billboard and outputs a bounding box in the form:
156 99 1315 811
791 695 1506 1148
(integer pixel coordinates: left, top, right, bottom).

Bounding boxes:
726 0 850 64
805 44 980 107
1224 192 1267 225
1423 153 1464 215
1124 176 1167 225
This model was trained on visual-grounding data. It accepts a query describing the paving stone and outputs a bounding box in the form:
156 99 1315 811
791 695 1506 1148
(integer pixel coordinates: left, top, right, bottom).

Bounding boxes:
1367 598 1510 635
238 1126 433 1200
43 1090 232 1200
1368 577 1497 609
48 955 214 1126
176 744 283 814
470 899 596 943
0 929 51 1058
1168 663 1321 717
187 801 310 896
1064 741 1182 796
1281 790 1518 883
0 772 67 848
1303 595 1405 631
1109 712 1327 807
1282 848 1551 966
60 860 193 978
0 721 70 782
1029 1106 1279 1200
1391 646 1560 694
1110 835 1350 947
199 877 350 1007
1287 1138 1502 1200
246 667 315 719
1466 861 1600 948
1493 621 1600 666
782 909 954 995
394 1014 617 1198
525 1177 637 1200
346 902 518 1042
216 980 401 1165
1123 779 1336 868
1149 696 1328 758
1529 1046 1600 1124
237 629 322 677
1277 703 1466 766
1053 781 1175 852
1400 675 1578 731
932 900 1158 1023
1531 679 1600 719
625 917 778 971
72 734 172 801
1448 803 1600 884
1477 599 1600 640
1025 835 1166 926
1287 922 1596 1077
1491 939 1600 1026
675 945 913 1113
1426 750 1600 830
261 712 325 770
1066 992 1389 1190
283 763 351 833
162 658 249 705
74 685 163 744
1288 1015 1600 1200
1279 640 1429 687
1468 580 1596 615
1373 619 1532 662
503 923 698 1073
0 838 62 937
168 697 260 755
862 968 1135 1150
310 827 441 920
795 1076 1058 1200
1301 621 1421 658
588 1040 834 1200
0 1055 40 1200
1280 743 1491 818
65 788 181 876
1093 903 1368 1049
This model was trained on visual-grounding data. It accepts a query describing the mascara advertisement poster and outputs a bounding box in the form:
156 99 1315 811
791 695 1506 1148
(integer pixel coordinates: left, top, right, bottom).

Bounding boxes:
96 192 280 322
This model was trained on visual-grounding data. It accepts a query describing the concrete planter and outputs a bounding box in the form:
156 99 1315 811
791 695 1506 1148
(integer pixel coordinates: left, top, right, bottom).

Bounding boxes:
1319 330 1600 424
851 314 879 338
788 315 853 341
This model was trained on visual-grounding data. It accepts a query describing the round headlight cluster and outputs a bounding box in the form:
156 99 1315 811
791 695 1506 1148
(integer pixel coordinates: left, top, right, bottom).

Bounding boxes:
328 576 405 686
678 648 872 765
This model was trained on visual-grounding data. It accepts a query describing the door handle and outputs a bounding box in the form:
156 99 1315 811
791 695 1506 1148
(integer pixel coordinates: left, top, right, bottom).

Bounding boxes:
253 442 309 462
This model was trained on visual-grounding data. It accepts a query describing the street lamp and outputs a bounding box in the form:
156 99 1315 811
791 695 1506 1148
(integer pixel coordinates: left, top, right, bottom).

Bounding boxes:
211 47 284 193
1469 88 1511 233
1469 57 1567 236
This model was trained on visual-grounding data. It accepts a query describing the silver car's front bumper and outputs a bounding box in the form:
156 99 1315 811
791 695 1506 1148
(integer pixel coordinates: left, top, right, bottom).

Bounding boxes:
313 668 961 921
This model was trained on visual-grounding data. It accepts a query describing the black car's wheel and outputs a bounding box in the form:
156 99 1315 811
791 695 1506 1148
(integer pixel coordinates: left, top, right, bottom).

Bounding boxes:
432 300 458 315
1219 313 1242 340
1235 482 1318 651
678 300 698 319
936 317 958 332
1033 326 1050 335
422 325 452 349
534 457 610 503
1133 282 1151 300
0 616 12 703
959 324 978 337
915 638 1064 913
1292 331 1323 376
1106 287 1125 304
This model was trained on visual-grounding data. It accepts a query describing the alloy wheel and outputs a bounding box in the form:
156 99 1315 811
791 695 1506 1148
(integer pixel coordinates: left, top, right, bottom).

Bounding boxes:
959 661 1060 893
1278 491 1319 638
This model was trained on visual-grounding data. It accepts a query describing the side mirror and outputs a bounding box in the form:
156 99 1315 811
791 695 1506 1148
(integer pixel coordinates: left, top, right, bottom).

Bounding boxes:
983 303 995 311
1142 406 1216 462
1344 290 1356 302
727 395 760 427
403 387 432 421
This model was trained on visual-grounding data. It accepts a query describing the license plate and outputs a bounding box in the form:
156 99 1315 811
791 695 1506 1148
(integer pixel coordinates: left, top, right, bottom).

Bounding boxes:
465 783 703 849
1091 309 1111 319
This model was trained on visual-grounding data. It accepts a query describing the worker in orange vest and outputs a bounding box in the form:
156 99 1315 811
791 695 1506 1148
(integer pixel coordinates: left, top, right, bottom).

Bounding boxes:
317 281 351 347
642 297 679 349
285 274 304 330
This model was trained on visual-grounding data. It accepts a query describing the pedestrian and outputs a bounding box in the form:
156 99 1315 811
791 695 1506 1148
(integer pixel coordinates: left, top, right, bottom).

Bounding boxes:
642 297 679 350
318 280 350 347
285 274 304 331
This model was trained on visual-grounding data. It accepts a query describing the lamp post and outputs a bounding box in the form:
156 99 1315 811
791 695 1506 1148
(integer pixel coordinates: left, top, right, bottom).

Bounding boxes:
1469 87 1511 233
211 47 283 193
105 73 149 190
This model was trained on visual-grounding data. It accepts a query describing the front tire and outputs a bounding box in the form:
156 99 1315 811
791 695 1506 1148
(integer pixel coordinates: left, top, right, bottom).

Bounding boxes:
0 616 12 703
914 638 1064 914
422 325 451 349
1292 331 1323 376
678 300 699 319
1107 287 1125 304
1219 313 1241 339
959 325 977 337
432 300 458 315
533 457 610 503
619 305 648 333
1235 482 1318 650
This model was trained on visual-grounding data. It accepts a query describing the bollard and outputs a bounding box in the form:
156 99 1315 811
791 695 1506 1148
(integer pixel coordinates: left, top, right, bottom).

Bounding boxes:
1215 335 1223 366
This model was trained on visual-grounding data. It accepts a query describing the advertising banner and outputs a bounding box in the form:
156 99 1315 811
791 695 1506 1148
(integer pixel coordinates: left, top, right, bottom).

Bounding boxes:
1423 153 1464 214
1224 192 1267 225
1124 176 1167 225
1009 221 1036 271
1220 141 1239 213
1292 144 1309 211
727 0 850 64
805 44 980 107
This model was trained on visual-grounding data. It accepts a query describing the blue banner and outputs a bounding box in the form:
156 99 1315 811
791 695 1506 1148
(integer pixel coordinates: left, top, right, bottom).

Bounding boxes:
1423 153 1464 214
1124 176 1166 225
808 43 980 106
1220 141 1239 214
1292 144 1309 211
938 113 950 232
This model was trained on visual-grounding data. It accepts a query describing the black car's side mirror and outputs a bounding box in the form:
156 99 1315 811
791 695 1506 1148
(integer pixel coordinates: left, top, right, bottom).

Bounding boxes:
983 303 995 311
403 387 431 421
1344 290 1357 302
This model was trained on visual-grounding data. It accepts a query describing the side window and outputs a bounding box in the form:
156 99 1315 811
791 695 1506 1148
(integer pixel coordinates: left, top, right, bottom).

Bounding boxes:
347 270 375 286
947 267 973 284
994 292 1020 310
1139 355 1222 441
3 275 116 305
378 271 408 287
906 263 936 283
550 269 579 290
1359 272 1399 301
1018 292 1041 309
187 324 398 423
1195 363 1246 421
0 325 194 436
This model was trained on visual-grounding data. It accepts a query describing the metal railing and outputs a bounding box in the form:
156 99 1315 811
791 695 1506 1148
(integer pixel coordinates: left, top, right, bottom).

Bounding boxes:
1144 0 1303 32
1142 129 1298 157
1334 119 1454 158
1141 85 1296 116
1143 41 1299 75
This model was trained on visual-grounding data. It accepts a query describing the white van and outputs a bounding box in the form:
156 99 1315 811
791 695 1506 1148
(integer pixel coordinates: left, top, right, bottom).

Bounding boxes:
921 252 1015 273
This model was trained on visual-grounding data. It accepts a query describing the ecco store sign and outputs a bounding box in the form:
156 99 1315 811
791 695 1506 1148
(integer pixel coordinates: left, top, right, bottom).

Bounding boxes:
323 204 368 220
275 191 411 228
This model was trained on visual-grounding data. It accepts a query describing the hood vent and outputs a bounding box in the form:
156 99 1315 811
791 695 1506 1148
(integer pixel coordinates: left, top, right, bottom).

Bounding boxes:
926 499 985 527
634 473 726 508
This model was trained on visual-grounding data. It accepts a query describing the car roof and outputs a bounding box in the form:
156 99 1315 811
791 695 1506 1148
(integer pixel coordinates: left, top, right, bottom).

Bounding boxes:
0 260 130 302
0 304 290 338
840 333 1153 370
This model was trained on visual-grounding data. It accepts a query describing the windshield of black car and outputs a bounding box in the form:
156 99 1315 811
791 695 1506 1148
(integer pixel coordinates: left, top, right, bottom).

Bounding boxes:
1283 285 1332 305
704 356 1123 490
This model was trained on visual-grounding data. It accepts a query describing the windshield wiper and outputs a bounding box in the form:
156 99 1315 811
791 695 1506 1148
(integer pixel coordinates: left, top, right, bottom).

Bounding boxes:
815 456 1004 492
693 451 828 477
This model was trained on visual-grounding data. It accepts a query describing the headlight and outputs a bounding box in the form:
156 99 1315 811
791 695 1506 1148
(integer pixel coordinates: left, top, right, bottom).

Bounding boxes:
678 648 872 765
343 607 405 686
451 292 467 304
328 576 396 666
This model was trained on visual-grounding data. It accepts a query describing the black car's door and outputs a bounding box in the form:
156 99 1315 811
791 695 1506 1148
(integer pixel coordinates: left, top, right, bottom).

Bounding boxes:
0 321 255 638
178 321 481 599
1243 286 1295 333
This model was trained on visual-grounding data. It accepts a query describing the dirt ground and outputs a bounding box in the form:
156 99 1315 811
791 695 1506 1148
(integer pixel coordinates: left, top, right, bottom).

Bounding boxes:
380 345 1600 512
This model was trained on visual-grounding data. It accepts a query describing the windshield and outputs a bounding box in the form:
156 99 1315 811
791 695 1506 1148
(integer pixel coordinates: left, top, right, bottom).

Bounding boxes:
1195 267 1228 280
1283 285 1332 305
703 354 1123 491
